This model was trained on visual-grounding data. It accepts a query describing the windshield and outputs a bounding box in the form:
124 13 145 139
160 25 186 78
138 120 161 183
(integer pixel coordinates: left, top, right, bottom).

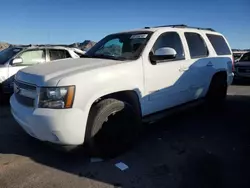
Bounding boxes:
0 47 22 65
83 31 153 60
240 52 250 62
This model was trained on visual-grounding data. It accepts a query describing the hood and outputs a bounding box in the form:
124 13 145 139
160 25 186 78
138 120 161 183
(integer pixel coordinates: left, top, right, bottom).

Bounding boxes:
15 58 123 86
235 61 250 67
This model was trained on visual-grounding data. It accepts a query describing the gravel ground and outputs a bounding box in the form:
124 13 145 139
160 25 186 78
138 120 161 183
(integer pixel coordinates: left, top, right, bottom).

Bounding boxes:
0 83 250 188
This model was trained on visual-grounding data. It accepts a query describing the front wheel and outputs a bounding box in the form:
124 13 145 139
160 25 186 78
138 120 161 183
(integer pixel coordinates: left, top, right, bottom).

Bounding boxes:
85 98 142 158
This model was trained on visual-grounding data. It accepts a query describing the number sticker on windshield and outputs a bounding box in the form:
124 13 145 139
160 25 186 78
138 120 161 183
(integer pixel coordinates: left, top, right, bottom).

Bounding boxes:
13 49 21 52
130 34 148 39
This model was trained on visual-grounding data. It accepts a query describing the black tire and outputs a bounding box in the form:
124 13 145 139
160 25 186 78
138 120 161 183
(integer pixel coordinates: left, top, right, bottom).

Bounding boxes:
85 98 142 158
205 74 227 107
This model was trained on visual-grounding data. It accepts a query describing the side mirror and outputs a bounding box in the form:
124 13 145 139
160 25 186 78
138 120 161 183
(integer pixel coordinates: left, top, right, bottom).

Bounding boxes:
12 58 23 65
150 47 177 63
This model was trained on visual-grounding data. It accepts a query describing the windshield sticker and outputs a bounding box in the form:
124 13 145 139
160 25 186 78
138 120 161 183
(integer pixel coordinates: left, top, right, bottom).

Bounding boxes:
130 34 148 39
13 49 21 52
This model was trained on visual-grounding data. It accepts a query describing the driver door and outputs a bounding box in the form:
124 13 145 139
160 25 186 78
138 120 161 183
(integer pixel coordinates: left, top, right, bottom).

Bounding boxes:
143 32 190 115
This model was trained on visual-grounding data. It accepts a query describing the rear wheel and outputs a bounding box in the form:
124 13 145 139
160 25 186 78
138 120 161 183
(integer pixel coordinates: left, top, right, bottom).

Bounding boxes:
205 73 228 107
85 98 141 158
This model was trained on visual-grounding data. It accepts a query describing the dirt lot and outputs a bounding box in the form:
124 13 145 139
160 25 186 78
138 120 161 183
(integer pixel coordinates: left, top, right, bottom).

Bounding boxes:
0 83 250 188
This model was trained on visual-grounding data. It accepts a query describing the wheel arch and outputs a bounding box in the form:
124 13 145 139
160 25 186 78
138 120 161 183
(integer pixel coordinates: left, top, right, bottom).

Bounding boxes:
88 89 142 117
83 89 142 143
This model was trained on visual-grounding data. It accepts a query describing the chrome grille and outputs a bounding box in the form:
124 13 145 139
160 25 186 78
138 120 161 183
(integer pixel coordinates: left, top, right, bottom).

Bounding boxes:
14 80 36 91
14 80 36 107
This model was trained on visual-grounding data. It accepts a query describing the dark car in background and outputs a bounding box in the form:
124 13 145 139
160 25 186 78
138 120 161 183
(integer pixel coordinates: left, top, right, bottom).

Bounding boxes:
234 52 250 81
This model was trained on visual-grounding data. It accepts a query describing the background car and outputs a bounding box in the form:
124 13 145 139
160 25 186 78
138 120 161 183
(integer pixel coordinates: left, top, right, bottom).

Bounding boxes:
233 52 244 61
0 45 84 95
234 52 250 80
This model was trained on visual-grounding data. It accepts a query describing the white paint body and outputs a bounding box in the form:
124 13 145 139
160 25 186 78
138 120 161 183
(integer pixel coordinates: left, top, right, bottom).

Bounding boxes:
10 27 234 146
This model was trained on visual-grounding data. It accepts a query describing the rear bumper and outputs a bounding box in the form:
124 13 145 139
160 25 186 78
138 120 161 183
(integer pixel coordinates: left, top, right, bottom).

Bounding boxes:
10 95 88 146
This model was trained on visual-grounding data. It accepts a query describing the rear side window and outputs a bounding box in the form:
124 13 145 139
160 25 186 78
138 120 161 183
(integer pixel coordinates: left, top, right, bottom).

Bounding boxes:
49 49 71 61
184 32 208 58
206 34 231 55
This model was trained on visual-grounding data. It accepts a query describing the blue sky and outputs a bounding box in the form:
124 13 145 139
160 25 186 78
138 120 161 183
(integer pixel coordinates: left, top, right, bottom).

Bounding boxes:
0 0 249 48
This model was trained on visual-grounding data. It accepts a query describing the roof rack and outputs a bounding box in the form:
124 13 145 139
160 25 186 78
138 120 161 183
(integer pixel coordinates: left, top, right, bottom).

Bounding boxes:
9 44 33 48
144 24 215 31
9 44 72 49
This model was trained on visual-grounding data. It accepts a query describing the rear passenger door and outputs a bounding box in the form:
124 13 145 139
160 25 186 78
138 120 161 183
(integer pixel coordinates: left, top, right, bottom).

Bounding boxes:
182 32 210 101
47 49 72 62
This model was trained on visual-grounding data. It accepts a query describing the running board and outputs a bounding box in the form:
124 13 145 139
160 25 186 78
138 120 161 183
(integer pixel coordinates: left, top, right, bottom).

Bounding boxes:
142 99 205 124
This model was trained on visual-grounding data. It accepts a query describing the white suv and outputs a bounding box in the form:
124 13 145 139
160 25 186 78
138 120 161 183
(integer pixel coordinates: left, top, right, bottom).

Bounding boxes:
10 25 234 157
0 46 84 94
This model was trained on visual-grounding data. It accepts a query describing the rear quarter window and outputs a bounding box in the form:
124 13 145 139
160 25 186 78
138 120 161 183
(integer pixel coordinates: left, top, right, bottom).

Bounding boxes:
206 34 231 55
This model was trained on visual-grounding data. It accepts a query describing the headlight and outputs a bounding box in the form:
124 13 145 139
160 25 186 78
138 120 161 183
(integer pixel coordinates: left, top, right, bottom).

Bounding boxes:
38 86 75 109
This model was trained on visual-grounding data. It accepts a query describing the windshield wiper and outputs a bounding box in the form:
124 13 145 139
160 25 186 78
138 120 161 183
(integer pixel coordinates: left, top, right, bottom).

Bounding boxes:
80 54 92 58
81 54 126 61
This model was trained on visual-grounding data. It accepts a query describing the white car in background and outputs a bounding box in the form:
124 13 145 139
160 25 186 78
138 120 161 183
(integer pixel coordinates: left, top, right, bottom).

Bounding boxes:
0 46 84 94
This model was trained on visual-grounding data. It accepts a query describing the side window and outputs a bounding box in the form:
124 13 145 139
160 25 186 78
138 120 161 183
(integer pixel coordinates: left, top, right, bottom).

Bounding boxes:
206 34 231 55
184 32 208 58
18 50 45 66
152 32 185 60
49 49 71 61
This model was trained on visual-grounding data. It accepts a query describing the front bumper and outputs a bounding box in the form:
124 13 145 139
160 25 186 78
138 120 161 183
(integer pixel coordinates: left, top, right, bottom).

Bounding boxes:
10 95 88 146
